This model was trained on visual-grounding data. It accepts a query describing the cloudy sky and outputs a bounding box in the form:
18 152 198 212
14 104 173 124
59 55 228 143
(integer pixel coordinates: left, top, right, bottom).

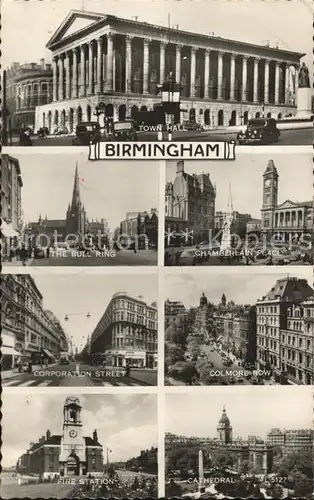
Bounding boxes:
16 272 157 351
2 0 313 75
165 267 313 307
2 393 157 467
14 154 159 232
166 152 312 219
166 386 313 439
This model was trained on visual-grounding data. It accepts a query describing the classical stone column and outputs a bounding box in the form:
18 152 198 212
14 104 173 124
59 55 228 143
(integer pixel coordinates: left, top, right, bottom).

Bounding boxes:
52 58 58 101
80 45 86 97
285 64 290 105
176 44 182 84
217 51 224 99
65 52 71 100
294 64 299 98
125 35 133 92
88 41 94 94
72 49 78 98
160 42 166 84
95 37 103 93
242 55 248 101
274 61 280 104
190 47 196 97
204 49 210 98
106 32 114 91
230 52 236 100
264 59 270 104
253 57 259 103
58 57 64 101
143 38 150 94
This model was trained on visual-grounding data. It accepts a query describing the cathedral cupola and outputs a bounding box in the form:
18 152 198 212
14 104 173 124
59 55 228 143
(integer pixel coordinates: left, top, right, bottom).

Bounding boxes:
200 292 208 307
217 406 233 444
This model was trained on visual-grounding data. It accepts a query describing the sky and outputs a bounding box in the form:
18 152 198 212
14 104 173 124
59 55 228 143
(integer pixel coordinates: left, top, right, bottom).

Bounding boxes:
22 272 158 351
2 0 313 76
165 267 313 307
166 153 312 219
166 386 313 439
2 393 157 467
14 154 159 232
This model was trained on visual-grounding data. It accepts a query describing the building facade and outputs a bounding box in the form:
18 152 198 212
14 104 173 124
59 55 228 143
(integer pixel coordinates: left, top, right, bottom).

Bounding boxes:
1 154 23 258
119 209 158 249
166 160 216 243
89 292 158 368
35 9 302 131
6 60 53 131
267 428 313 456
16 397 103 478
1 275 68 370
165 299 186 327
261 159 313 243
194 293 214 341
256 276 314 384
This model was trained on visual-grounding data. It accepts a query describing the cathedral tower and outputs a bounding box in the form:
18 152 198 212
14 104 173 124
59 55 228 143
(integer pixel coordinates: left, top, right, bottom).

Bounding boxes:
66 164 87 238
217 406 233 444
261 160 278 238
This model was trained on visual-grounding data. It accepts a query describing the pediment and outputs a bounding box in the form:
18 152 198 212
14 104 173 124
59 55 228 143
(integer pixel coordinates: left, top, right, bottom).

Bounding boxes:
47 10 106 48
277 199 298 209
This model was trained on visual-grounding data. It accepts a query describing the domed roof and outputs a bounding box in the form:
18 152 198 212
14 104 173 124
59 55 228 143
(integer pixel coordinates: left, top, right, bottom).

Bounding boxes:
218 407 230 426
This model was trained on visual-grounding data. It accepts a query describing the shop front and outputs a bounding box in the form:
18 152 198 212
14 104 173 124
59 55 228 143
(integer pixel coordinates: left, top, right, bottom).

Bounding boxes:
108 349 146 368
1 332 21 370
1 220 20 260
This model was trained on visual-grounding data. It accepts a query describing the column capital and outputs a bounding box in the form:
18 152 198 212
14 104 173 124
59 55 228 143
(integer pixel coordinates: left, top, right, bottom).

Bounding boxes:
143 37 151 45
126 34 134 42
160 41 167 49
176 43 183 51
242 54 249 61
264 58 271 64
191 46 198 55
97 37 103 45
230 51 237 59
218 50 225 58
205 48 211 55
107 32 115 40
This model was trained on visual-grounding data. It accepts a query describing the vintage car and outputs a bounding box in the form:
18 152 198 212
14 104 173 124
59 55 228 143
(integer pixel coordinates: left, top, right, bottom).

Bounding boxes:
72 121 101 145
237 118 280 145
110 120 138 141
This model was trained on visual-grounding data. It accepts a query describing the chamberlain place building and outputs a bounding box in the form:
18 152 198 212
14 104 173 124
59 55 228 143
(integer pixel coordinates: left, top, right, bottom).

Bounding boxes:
35 9 303 131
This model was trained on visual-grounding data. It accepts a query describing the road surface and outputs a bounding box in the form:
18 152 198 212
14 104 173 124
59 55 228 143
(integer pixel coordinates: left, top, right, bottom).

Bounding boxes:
1 479 74 499
6 127 312 146
2 362 157 387
3 250 158 267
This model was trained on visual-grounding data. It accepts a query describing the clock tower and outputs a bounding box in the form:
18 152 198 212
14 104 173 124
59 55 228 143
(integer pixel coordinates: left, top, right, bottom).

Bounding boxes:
261 159 278 239
59 397 85 476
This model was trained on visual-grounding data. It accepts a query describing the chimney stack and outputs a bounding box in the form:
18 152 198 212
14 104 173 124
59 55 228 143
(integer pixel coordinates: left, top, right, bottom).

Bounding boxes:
176 160 184 174
46 430 51 440
40 58 45 69
93 429 98 442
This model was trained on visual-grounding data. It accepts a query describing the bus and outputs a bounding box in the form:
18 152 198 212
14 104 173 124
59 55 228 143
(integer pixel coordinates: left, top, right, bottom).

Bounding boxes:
60 352 70 364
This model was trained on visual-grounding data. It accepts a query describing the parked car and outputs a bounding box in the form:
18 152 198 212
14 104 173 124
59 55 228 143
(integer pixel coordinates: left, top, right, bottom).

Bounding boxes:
237 118 280 145
72 122 101 145
33 247 45 259
109 120 138 141
182 120 203 131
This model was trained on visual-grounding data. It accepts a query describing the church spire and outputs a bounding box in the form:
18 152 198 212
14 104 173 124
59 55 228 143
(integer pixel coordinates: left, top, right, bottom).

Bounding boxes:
227 183 233 212
71 163 81 210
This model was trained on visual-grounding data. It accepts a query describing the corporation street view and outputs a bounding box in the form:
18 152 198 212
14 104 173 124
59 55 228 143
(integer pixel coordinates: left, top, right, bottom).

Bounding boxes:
164 268 314 386
2 394 158 499
2 273 158 387
165 388 313 499
164 154 313 266
1 0 312 146
1 154 159 267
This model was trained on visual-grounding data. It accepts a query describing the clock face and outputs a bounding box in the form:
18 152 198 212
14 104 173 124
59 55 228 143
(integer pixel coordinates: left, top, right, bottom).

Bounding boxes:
69 430 77 438
264 179 271 187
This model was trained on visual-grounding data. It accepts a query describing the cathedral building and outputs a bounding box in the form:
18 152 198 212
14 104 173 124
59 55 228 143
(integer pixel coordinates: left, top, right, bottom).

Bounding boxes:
261 159 313 243
16 397 103 478
165 160 216 244
209 407 274 474
25 165 108 246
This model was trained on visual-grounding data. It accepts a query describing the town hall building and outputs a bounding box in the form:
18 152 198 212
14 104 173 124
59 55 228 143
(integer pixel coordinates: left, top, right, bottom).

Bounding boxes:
35 9 303 132
16 397 104 478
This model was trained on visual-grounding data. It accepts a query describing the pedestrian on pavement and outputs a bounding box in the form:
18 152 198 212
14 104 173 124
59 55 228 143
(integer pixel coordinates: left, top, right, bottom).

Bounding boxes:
47 246 50 258
9 245 15 262
27 359 33 373
20 244 28 266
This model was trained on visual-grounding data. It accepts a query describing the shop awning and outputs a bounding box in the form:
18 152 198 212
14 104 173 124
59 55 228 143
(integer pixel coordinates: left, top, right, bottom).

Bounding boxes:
41 349 55 359
2 346 21 355
1 220 19 238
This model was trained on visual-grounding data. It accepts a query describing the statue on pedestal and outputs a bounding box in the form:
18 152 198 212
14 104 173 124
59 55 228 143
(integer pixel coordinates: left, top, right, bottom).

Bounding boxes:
298 62 310 88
